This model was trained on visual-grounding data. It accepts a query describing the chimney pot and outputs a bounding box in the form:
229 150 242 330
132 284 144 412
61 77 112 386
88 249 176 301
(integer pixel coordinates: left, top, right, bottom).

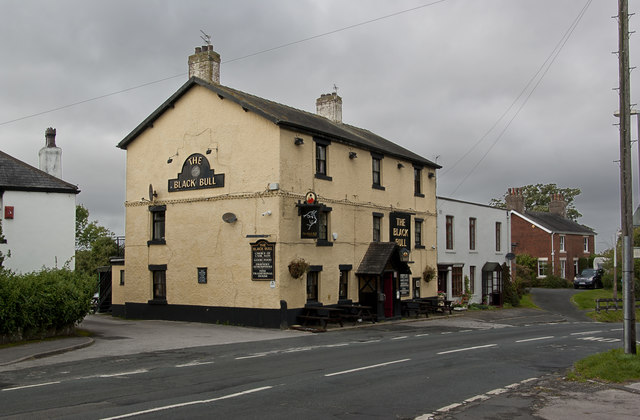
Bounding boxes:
45 127 57 147
195 47 202 53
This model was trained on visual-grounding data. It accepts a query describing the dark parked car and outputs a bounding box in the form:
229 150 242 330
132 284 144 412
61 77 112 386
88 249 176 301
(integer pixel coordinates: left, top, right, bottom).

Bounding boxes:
573 268 604 289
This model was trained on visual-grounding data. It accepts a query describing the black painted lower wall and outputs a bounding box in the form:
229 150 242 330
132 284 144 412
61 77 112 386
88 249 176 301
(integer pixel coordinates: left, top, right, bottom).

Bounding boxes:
112 302 303 329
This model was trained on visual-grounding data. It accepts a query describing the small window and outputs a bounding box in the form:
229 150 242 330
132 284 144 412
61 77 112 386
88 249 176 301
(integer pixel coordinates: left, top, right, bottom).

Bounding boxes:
469 218 476 251
152 269 166 300
317 206 333 247
559 235 566 252
198 267 207 284
314 139 332 181
414 167 423 196
537 259 548 278
371 153 384 190
119 270 125 286
148 205 166 246
413 277 421 299
373 213 383 242
446 215 454 250
495 222 502 252
583 237 589 253
339 270 349 300
415 219 424 248
307 271 319 302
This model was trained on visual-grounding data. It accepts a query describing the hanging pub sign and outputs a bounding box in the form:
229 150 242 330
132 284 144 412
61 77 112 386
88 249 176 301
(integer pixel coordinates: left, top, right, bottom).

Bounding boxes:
251 239 275 281
168 153 225 192
390 211 411 249
299 191 320 239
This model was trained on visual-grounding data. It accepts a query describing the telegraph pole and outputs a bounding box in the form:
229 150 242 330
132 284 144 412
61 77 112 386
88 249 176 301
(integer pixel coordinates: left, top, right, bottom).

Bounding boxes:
617 0 637 355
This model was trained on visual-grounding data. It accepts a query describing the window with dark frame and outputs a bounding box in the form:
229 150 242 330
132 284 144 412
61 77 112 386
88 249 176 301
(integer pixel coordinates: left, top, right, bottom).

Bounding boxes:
371 153 384 189
316 143 327 176
373 213 383 242
495 222 501 252
149 205 166 245
119 270 125 286
415 219 423 248
414 167 422 196
197 267 207 284
469 217 476 251
318 211 328 241
339 270 349 300
152 269 166 300
446 215 454 250
452 266 463 296
306 271 319 302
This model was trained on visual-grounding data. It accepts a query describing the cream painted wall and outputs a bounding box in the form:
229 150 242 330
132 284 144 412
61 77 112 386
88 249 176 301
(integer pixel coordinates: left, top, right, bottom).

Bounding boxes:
117 83 438 312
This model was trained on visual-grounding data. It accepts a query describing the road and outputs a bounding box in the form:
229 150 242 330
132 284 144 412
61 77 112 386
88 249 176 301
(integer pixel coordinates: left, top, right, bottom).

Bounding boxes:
0 291 629 419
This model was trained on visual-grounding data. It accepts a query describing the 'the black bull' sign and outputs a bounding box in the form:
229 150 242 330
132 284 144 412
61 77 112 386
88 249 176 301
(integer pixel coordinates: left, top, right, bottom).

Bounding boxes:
389 212 411 249
251 240 275 281
168 153 225 192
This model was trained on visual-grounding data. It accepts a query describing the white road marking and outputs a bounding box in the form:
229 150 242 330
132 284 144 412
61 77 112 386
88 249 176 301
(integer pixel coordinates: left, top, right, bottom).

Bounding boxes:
2 381 61 391
571 330 603 335
235 354 266 360
515 336 554 343
175 361 215 368
325 358 411 377
100 386 273 420
392 336 408 340
610 328 623 331
98 369 148 378
415 333 430 337
437 344 497 355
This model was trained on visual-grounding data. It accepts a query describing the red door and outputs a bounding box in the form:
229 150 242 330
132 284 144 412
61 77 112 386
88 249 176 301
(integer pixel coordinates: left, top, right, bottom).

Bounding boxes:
384 272 394 318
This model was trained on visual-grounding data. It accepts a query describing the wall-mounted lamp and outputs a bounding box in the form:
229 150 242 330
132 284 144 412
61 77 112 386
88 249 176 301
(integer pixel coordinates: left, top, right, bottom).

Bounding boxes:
397 163 405 169
167 151 179 164
428 172 435 179
294 137 304 146
349 152 357 159
261 210 272 216
332 232 338 241
167 157 173 164
206 148 212 154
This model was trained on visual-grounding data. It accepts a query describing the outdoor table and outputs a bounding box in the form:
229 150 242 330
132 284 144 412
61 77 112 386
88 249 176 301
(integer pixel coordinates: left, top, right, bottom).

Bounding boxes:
297 306 344 329
336 304 376 324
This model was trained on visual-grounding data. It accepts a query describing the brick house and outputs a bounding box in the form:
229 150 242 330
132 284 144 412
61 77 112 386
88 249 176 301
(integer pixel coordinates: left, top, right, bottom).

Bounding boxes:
506 188 596 279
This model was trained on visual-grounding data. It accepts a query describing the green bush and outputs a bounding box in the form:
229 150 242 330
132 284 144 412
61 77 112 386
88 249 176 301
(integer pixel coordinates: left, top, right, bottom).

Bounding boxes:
539 275 572 288
0 268 95 339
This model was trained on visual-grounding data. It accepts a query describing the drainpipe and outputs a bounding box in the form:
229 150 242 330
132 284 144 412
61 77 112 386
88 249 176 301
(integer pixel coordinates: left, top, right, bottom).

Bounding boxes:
550 233 555 276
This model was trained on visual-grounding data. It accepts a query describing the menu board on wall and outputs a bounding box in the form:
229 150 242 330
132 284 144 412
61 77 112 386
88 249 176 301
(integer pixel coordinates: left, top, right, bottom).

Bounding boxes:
251 240 275 281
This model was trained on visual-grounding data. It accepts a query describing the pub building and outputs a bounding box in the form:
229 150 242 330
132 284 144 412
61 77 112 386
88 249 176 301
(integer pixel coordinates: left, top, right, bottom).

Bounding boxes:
112 44 440 328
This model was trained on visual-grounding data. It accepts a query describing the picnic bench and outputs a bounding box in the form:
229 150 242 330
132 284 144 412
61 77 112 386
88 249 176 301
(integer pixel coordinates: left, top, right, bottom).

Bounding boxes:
336 303 377 324
297 305 344 329
401 300 430 318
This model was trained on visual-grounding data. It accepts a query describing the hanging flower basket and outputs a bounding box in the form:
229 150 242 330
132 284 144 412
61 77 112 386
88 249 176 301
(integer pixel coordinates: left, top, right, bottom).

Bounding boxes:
288 258 309 279
423 265 436 283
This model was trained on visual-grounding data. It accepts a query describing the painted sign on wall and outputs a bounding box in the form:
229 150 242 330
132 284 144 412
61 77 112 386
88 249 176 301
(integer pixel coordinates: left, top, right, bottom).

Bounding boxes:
168 153 225 192
389 211 411 249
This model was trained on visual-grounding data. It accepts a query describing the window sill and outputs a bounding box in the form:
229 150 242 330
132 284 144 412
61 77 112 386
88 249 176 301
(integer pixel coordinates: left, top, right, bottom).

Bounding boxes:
414 245 426 249
147 239 166 246
372 184 385 191
316 240 333 247
148 298 167 305
315 173 333 181
414 193 425 198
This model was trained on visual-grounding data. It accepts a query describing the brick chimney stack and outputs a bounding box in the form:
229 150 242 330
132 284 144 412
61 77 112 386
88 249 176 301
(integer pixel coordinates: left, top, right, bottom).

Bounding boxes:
549 193 567 218
316 92 342 123
39 127 62 178
188 44 220 84
505 187 525 213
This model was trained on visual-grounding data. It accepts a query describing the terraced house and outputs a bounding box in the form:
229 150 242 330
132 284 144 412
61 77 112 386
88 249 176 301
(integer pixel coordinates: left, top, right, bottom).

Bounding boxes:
113 45 440 327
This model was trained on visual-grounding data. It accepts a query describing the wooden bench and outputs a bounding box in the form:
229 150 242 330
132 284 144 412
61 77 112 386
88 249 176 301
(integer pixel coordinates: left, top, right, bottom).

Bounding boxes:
297 306 344 329
401 300 429 318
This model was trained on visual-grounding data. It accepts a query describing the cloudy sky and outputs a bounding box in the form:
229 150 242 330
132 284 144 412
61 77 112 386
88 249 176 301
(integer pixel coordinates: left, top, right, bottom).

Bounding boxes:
1 0 637 252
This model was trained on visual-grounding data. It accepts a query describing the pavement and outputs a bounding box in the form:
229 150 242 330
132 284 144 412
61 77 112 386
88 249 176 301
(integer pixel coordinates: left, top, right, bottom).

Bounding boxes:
1 309 639 419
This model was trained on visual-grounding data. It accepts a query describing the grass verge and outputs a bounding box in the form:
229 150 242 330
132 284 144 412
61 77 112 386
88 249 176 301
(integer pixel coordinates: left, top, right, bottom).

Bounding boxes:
570 289 640 322
567 346 640 383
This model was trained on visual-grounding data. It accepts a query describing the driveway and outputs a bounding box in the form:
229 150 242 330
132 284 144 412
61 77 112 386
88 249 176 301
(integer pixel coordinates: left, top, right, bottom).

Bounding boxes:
530 287 592 322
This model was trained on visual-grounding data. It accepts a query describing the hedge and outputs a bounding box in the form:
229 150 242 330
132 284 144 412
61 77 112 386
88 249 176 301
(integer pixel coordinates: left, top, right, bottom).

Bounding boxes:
0 268 95 341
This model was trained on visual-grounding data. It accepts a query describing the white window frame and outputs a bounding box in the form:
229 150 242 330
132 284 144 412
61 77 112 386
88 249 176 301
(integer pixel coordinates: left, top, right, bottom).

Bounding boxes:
537 258 548 278
559 235 566 252
583 236 589 253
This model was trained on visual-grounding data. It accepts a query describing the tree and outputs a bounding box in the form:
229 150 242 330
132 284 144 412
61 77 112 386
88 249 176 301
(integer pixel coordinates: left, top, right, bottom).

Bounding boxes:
76 205 112 251
75 205 116 277
489 183 582 221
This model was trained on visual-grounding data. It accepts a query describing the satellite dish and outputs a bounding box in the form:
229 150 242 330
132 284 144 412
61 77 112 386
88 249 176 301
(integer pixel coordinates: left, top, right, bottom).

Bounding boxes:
222 212 237 223
505 252 516 261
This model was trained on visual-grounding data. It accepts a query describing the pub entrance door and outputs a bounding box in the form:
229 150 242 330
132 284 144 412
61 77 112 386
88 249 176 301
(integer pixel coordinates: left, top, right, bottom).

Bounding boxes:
383 272 394 318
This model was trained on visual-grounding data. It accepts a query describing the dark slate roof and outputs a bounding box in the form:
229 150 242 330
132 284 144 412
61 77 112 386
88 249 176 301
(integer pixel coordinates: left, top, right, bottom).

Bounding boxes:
118 77 440 169
356 242 400 275
523 211 595 235
0 150 79 194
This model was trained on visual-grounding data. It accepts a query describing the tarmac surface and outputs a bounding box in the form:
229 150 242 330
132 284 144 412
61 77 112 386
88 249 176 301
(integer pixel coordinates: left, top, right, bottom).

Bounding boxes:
1 298 639 419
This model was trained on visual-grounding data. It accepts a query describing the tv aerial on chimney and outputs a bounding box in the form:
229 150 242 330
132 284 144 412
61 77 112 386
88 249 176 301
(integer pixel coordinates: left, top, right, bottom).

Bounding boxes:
200 30 212 46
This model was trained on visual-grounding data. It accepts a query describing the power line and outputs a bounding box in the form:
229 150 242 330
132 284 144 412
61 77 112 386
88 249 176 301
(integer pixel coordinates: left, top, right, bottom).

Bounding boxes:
444 0 593 197
0 1 447 127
